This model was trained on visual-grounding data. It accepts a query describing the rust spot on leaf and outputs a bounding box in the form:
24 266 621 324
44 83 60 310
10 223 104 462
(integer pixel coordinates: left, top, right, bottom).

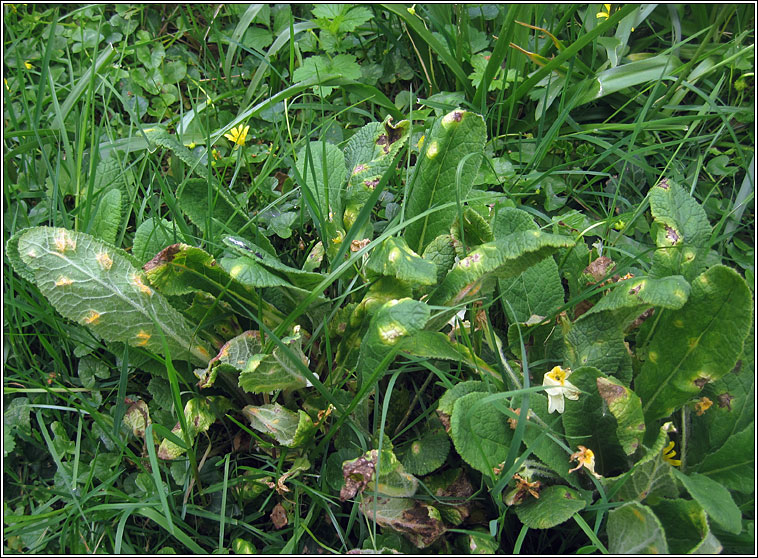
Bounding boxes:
144 244 182 271
384 116 404 144
584 256 615 283
597 377 626 404
717 392 734 410
270 502 288 529
665 226 680 244
657 178 670 190
340 451 377 501
693 377 709 389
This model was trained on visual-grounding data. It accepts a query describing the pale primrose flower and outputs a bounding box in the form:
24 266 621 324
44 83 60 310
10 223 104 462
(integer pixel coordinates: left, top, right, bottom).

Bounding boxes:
569 445 602 478
543 366 580 414
224 124 250 148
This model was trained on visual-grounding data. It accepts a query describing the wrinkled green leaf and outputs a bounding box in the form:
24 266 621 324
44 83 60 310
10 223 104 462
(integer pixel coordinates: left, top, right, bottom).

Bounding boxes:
648 178 712 281
365 237 436 286
238 329 312 393
607 501 669 553
405 109 487 253
514 485 586 529
242 403 316 448
637 265 753 421
450 392 512 477
671 468 741 534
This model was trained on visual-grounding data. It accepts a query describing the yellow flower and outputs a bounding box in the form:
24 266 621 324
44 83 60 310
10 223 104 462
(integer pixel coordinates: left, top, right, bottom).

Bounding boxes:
613 220 626 231
569 445 602 478
224 124 250 148
24 60 33 70
596 4 612 20
417 134 425 149
662 441 681 467
543 366 580 414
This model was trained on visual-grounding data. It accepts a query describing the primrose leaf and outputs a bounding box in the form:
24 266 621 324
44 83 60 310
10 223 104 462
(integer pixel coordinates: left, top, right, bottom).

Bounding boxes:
596 376 646 455
450 207 493 251
561 367 628 477
123 399 151 438
687 327 754 476
238 330 313 393
400 331 499 382
360 496 446 549
89 188 122 245
607 502 669 554
178 178 257 239
428 230 574 307
13 227 212 366
648 178 712 281
293 54 360 96
670 468 741 534
648 498 713 554
636 265 753 421
223 236 325 290
356 298 430 387
404 109 487 254
421 234 457 284
343 117 410 235
514 485 586 529
365 237 436 286
399 430 450 476
496 207 564 323
449 392 512 478
296 140 347 230
195 330 262 388
158 396 233 459
521 393 580 487
564 275 691 384
143 127 211 180
133 218 177 263
694 422 754 493
242 403 316 447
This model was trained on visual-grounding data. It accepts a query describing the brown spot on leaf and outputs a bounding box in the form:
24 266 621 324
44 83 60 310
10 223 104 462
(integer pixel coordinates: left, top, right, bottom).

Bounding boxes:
717 392 734 410
450 111 463 122
340 451 377 501
597 377 626 405
437 411 451 433
384 116 404 144
629 308 654 330
270 502 288 529
628 284 641 295
733 360 742 374
657 178 670 190
143 243 182 271
352 163 367 175
665 226 680 244
364 178 380 189
584 256 616 283
564 491 574 499
274 171 289 190
693 377 709 389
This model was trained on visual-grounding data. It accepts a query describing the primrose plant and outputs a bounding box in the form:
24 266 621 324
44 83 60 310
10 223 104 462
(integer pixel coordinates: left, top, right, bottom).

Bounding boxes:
8 107 753 551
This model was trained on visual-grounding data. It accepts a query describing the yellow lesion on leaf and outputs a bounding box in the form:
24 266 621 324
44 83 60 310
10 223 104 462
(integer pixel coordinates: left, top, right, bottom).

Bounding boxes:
194 345 211 359
96 251 113 270
83 310 101 325
55 276 73 287
54 229 76 253
135 330 151 346
425 140 439 159
687 337 698 349
131 273 153 296
673 319 684 328
648 351 658 363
